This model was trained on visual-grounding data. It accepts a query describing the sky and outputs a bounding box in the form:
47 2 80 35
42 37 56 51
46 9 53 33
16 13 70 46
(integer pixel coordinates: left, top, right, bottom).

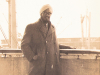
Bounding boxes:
0 0 100 40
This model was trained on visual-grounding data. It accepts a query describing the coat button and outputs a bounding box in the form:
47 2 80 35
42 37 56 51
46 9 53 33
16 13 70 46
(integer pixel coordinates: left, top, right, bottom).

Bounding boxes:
56 52 57 55
46 41 47 43
47 52 48 54
51 64 53 69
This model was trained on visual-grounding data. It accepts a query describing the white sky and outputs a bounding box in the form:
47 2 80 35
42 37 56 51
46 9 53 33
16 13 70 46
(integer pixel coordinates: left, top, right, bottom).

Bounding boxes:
0 0 100 40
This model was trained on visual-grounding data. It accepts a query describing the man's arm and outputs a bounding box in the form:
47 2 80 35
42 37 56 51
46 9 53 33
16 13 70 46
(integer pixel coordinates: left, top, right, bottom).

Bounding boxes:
21 25 35 62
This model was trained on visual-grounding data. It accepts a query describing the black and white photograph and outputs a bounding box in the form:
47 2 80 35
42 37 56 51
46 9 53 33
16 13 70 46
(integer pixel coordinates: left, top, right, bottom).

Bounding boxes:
0 0 100 75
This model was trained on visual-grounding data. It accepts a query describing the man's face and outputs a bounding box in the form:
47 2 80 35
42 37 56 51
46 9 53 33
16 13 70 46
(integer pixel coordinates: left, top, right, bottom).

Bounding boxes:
41 8 52 22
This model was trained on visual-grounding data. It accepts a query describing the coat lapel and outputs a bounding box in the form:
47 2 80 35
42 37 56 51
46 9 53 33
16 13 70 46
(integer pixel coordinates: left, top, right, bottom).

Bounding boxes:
47 25 55 37
39 19 47 38
39 24 47 38
38 19 55 38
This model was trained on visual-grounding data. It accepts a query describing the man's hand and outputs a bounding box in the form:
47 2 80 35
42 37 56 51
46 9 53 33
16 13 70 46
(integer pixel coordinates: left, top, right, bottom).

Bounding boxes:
33 55 38 60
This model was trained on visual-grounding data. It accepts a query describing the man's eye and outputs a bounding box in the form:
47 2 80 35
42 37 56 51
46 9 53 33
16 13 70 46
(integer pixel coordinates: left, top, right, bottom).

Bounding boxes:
43 12 52 15
48 13 52 15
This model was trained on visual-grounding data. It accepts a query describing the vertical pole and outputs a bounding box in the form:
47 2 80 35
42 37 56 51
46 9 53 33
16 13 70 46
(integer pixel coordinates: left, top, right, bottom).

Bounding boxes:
86 9 88 38
11 0 17 49
88 12 91 49
81 14 84 49
8 0 11 48
86 9 88 49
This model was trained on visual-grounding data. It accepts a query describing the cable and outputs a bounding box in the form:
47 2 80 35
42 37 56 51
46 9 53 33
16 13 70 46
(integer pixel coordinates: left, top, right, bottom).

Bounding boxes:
0 25 11 47
56 17 62 28
2 13 8 23
57 23 72 36
1 13 19 48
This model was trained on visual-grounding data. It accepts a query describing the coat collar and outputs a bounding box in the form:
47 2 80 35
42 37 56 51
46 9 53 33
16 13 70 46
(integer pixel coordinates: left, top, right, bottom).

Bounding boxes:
38 19 55 38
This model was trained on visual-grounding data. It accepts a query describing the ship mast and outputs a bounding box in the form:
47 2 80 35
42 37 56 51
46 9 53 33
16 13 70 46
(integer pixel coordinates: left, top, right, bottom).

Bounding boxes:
7 0 17 49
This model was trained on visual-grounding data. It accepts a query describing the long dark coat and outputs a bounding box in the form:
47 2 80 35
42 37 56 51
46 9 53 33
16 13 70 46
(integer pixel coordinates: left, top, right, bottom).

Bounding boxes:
21 19 61 75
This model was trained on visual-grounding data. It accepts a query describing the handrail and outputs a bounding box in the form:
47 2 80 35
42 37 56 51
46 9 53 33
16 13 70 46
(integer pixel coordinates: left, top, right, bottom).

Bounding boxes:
0 49 100 54
60 49 100 54
0 49 22 53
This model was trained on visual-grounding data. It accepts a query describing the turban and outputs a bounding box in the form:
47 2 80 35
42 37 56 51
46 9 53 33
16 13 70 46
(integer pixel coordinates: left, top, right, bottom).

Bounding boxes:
40 4 53 14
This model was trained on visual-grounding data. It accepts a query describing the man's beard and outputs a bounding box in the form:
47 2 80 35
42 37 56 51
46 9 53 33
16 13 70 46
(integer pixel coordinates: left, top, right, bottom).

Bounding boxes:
42 17 50 23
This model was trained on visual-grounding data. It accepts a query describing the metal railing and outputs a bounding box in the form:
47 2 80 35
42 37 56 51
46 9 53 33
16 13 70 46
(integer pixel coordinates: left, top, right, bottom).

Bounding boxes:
0 49 100 54
60 49 100 54
0 49 22 53
0 49 100 59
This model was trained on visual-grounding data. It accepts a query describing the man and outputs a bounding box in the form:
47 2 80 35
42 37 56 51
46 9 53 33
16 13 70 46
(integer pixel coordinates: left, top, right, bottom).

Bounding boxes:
21 4 72 75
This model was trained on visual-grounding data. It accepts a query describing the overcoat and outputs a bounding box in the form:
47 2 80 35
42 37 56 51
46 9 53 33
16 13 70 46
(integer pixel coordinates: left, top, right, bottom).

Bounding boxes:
21 19 61 75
